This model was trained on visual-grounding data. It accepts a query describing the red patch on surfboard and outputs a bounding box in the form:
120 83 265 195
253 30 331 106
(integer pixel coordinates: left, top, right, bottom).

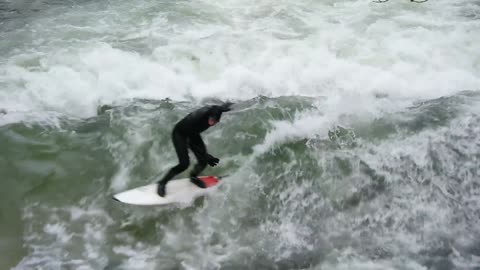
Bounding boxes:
199 176 220 188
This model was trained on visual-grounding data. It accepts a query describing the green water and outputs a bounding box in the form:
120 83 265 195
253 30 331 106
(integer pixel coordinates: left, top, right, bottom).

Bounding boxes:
1 0 480 268
1 93 480 269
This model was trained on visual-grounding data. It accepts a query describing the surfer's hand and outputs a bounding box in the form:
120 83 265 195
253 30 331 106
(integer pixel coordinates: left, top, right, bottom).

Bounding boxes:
206 154 219 167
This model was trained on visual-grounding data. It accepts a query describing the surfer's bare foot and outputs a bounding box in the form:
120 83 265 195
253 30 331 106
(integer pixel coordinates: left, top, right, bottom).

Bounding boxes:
157 182 166 197
190 176 206 188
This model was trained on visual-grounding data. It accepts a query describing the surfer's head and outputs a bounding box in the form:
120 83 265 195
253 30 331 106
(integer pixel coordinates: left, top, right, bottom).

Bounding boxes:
208 102 234 126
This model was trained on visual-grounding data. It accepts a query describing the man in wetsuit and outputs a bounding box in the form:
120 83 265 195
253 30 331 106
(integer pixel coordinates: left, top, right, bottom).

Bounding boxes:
157 102 234 197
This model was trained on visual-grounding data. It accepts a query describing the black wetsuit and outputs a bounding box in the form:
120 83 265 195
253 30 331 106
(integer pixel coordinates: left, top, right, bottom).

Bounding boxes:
157 103 232 196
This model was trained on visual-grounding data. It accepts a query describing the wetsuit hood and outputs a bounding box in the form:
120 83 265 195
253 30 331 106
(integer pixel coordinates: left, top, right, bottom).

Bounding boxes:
174 102 234 135
209 102 234 122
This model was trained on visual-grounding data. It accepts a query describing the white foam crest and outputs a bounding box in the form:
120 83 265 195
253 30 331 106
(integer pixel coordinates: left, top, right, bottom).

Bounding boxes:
252 94 399 155
1 0 478 124
1 44 193 119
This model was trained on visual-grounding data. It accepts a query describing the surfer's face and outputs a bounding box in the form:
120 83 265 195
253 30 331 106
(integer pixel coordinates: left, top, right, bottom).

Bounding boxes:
208 117 218 126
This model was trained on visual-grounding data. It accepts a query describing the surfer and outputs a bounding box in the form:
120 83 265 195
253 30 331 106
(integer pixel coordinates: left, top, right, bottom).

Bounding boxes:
157 102 234 197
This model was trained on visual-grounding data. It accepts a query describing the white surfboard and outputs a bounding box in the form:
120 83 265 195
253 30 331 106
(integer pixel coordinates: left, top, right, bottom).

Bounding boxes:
112 176 221 206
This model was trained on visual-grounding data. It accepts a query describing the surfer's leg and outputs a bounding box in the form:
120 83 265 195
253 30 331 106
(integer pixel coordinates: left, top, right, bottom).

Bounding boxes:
157 131 189 196
188 134 207 188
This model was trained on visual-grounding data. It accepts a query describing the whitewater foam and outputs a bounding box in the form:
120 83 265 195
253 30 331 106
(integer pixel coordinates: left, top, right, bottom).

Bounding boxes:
1 0 478 125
